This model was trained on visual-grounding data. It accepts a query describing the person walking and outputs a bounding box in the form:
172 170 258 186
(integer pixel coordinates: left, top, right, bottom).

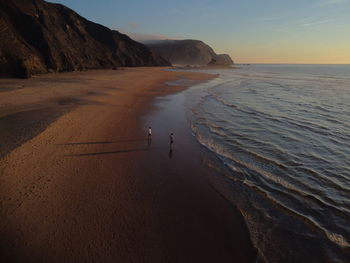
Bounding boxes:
148 127 152 138
169 133 174 147
148 127 152 145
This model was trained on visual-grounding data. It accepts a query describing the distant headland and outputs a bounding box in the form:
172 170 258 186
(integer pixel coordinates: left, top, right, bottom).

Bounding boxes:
0 0 234 78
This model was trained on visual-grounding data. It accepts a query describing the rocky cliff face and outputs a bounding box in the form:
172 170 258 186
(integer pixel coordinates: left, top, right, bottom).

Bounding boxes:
145 40 234 66
0 0 170 78
208 54 234 66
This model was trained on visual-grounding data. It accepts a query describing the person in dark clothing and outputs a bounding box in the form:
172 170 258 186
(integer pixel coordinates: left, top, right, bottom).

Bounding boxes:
169 133 174 147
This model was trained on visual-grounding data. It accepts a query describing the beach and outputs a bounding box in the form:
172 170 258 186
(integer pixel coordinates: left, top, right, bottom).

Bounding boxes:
0 68 256 262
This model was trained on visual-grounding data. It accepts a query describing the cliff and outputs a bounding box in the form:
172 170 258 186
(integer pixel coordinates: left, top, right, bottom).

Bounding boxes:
144 40 234 67
0 0 170 78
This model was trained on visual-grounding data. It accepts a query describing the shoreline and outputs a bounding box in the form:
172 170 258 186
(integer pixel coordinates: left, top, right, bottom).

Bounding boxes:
142 80 258 262
176 66 350 263
0 68 256 262
0 68 215 159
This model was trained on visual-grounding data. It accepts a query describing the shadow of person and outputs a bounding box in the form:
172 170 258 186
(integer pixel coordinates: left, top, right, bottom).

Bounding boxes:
168 148 173 159
56 139 147 146
64 148 148 157
147 137 152 148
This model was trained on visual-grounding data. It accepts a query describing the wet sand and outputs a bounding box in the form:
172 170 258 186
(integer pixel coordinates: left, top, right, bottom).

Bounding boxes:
0 68 256 262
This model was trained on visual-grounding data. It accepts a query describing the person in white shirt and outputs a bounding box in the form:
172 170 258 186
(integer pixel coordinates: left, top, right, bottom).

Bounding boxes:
148 127 152 145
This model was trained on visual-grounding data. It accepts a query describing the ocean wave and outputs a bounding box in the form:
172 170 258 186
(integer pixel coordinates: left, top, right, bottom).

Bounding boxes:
195 134 350 249
194 120 350 208
206 90 350 143
187 65 350 261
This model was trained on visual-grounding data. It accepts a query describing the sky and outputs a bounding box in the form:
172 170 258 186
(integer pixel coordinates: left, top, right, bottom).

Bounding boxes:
50 0 350 64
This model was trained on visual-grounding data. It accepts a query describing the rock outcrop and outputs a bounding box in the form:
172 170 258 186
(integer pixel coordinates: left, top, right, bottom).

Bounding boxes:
0 0 170 78
208 54 234 66
144 40 234 67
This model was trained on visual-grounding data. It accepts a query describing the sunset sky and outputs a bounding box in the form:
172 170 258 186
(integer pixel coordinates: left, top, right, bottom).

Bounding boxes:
51 0 350 64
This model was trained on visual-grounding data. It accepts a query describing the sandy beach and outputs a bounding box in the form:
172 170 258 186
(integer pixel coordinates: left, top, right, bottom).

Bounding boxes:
0 68 256 262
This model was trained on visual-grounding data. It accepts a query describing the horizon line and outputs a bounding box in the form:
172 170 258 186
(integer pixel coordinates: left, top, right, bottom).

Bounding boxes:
235 63 350 65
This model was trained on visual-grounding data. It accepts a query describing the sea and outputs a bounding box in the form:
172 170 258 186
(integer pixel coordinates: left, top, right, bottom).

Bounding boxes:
176 65 350 262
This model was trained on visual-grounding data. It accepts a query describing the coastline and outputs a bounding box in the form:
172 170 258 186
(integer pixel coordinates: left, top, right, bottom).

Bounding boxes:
0 68 256 262
175 65 350 263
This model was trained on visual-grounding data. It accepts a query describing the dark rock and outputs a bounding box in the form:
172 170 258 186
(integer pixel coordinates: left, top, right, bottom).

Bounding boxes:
0 0 170 78
144 39 234 66
213 54 234 66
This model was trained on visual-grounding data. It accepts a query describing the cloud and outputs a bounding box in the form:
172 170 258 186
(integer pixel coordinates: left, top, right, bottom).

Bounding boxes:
319 0 348 5
302 18 336 26
278 16 335 28
334 23 350 28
